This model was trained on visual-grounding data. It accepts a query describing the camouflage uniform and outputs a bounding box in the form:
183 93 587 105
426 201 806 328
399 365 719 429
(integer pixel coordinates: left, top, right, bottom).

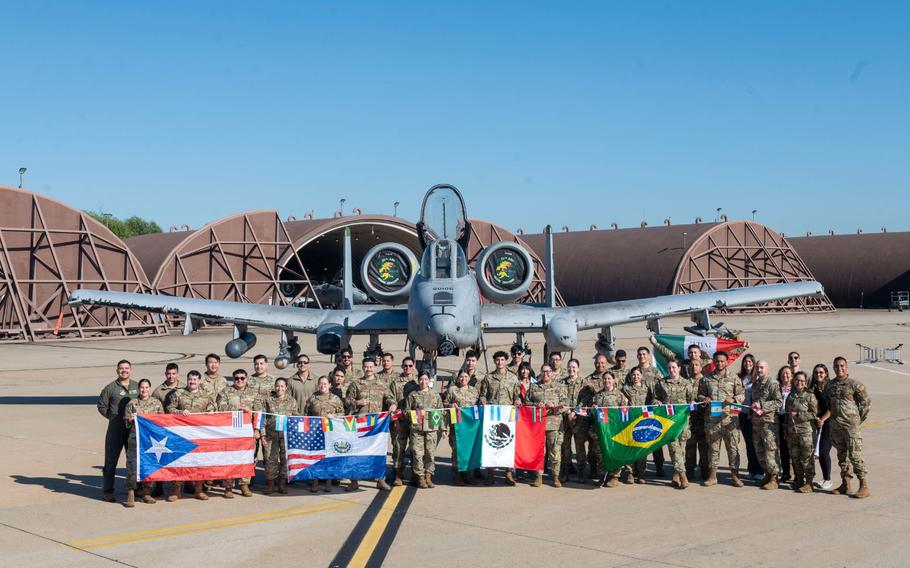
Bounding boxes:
249 373 276 466
406 389 443 478
528 381 569 477
621 381 652 479
332 382 357 414
824 375 871 481
305 391 346 417
685 372 709 477
264 394 298 481
698 368 745 473
342 365 365 383
377 368 396 383
785 388 818 487
215 385 263 489
444 384 480 469
479 369 520 405
559 375 585 478
124 397 164 490
166 388 215 414
388 373 419 476
591 388 629 480
654 376 695 476
286 372 317 415
347 376 396 415
152 380 181 408
200 372 227 399
576 371 606 477
750 375 783 478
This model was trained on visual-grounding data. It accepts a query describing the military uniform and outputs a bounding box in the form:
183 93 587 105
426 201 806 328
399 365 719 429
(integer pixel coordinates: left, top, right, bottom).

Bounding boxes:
654 376 695 482
264 394 298 483
200 372 227 399
347 376 396 415
628 364 666 475
785 388 818 490
406 389 443 484
444 384 480 480
653 343 748 379
332 382 357 414
750 375 783 482
151 380 180 408
377 368 396 383
576 371 606 478
685 372 709 478
479 369 520 405
621 381 652 480
559 375 585 480
215 385 262 494
97 379 139 497
528 381 568 485
305 391 345 417
342 365 365 382
388 373 419 479
824 375 871 487
286 372 317 414
165 387 215 499
591 388 629 482
698 367 745 484
249 373 275 466
124 397 163 498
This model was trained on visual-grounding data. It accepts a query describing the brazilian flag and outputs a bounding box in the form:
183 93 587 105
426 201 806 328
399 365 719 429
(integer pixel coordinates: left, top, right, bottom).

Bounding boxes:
593 406 690 472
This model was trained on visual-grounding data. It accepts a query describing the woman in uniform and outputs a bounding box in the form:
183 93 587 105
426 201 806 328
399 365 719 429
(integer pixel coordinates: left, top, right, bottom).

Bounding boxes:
621 367 650 484
406 371 444 488
124 378 164 507
444 369 480 486
263 378 298 495
305 376 346 493
592 372 629 487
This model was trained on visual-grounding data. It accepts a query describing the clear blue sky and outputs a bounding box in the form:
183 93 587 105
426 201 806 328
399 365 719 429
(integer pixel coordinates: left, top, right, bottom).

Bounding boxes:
2 2 907 236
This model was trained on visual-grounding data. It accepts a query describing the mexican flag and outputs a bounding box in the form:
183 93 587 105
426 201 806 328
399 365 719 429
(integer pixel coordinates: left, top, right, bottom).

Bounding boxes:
593 405 691 472
652 334 746 376
454 405 545 471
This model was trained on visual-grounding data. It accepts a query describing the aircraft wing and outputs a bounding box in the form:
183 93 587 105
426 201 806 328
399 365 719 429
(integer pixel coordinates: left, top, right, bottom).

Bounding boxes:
67 290 409 334
480 281 825 332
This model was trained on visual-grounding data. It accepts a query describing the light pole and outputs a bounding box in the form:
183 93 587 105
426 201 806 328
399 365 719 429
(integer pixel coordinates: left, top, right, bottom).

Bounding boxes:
340 198 346 217
715 207 722 223
393 201 400 217
18 167 27 189
752 209 757 221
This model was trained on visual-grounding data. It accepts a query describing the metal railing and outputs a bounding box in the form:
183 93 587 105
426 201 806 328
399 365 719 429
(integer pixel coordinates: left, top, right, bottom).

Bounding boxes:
856 343 904 364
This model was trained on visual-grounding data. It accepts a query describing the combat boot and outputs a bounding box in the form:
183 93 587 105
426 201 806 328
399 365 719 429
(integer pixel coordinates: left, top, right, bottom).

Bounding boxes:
124 489 135 508
263 479 275 495
798 482 813 493
394 468 404 487
853 479 870 499
239 484 253 497
417 475 429 489
837 474 853 495
425 473 435 489
760 475 779 490
278 478 287 494
309 481 319 493
730 471 744 488
377 478 392 491
223 482 234 499
671 472 680 488
678 472 689 489
624 473 635 485
605 476 619 488
194 481 208 500
346 479 360 492
485 472 495 486
167 482 183 502
504 470 516 486
552 477 562 488
702 469 717 487
141 484 156 504
532 472 542 487
453 471 464 486
323 480 332 493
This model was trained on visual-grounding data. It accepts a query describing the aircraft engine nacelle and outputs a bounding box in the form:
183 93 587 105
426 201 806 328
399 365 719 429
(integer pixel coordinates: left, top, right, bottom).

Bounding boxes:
545 316 578 352
225 332 257 359
475 242 535 304
316 322 349 355
360 243 419 305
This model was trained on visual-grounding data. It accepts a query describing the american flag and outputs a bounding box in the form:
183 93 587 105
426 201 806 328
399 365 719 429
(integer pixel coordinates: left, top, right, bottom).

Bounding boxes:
287 417 326 478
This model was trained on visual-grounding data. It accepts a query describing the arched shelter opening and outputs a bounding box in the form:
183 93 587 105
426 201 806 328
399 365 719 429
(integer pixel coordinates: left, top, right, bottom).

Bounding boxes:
0 186 165 342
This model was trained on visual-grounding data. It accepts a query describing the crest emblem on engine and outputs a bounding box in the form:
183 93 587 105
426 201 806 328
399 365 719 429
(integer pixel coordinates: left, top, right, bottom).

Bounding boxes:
374 253 402 285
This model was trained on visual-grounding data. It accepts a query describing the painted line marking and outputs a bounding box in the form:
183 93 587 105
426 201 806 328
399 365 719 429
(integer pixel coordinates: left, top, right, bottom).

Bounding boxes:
859 363 910 377
347 486 407 568
68 500 355 550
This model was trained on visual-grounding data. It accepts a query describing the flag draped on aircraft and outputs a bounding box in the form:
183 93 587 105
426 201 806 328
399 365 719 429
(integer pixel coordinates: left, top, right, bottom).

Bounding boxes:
454 405 545 471
285 413 390 481
593 405 691 472
652 334 746 375
135 412 255 482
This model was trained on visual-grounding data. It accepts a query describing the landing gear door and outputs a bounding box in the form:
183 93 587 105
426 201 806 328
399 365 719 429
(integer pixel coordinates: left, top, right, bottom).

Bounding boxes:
417 184 471 250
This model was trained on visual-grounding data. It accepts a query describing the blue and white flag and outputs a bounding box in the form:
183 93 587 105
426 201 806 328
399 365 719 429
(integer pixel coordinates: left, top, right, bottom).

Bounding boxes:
285 413 390 481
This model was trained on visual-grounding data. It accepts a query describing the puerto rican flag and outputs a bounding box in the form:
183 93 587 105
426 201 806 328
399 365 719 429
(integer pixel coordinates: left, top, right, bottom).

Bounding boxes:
135 411 254 482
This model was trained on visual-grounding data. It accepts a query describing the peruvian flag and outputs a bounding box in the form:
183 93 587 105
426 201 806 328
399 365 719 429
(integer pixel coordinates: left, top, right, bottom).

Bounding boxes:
653 334 746 375
479 405 545 470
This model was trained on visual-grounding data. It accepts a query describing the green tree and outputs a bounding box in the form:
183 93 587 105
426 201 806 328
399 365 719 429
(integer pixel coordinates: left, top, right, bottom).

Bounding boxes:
85 210 162 239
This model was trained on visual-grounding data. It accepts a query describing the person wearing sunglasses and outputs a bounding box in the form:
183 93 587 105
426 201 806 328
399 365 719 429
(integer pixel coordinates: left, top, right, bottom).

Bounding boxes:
286 354 316 414
388 356 419 486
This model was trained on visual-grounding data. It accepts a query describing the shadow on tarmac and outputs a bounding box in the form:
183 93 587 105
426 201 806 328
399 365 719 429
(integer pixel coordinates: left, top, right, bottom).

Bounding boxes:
0 396 97 405
11 466 106 499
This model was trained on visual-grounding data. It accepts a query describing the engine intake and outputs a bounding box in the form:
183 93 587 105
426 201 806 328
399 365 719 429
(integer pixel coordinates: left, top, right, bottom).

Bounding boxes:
360 243 418 305
475 242 534 304
316 322 349 355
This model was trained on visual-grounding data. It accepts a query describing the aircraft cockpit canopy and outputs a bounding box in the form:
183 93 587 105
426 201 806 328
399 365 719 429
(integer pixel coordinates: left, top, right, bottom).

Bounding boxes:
421 239 468 280
418 184 469 247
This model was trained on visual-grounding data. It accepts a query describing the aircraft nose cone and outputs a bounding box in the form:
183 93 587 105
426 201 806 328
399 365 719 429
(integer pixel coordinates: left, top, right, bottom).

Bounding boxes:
430 314 458 343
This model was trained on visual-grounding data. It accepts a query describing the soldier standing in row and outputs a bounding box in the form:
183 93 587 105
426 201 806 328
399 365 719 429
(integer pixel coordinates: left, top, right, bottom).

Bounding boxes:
750 360 783 490
215 369 260 498
305 376 346 492
621 367 652 484
591 371 628 487
123 378 163 507
249 354 275 481
698 351 745 487
331 367 355 414
685 359 709 480
152 363 181 407
286 353 317 414
548 352 567 382
338 347 364 382
528 364 568 487
479 351 520 486
377 352 396 382
654 360 694 489
627 346 665 478
576 353 609 483
786 371 818 493
388 356 418 485
559 358 584 483
820 357 871 498
406 371 444 489
97 360 138 502
347 359 397 491
460 349 481 388
263 378 298 495
166 370 215 501
445 369 480 486
201 354 228 398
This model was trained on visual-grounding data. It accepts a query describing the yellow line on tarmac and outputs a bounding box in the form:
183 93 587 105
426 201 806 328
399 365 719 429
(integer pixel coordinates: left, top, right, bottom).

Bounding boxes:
347 485 406 568
69 501 355 550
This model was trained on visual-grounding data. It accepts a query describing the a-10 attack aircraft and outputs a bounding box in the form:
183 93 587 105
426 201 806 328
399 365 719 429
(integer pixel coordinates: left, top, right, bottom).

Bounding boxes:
69 184 825 370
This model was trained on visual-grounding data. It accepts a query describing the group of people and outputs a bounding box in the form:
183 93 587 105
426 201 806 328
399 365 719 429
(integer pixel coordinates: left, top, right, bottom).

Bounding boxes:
97 341 872 507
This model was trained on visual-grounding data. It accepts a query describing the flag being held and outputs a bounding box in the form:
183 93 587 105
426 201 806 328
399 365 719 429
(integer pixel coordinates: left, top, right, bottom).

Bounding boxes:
454 405 545 472
286 413 390 481
593 405 692 472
